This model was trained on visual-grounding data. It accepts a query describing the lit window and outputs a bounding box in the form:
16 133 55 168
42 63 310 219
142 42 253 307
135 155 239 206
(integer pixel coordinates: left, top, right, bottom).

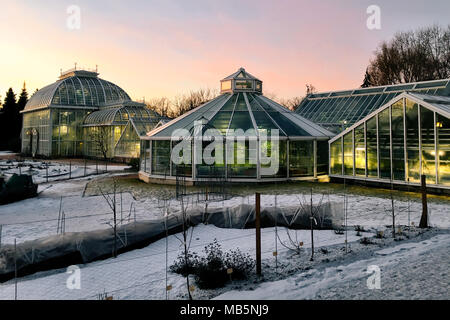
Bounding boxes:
235 80 253 90
60 125 68 135
221 80 232 91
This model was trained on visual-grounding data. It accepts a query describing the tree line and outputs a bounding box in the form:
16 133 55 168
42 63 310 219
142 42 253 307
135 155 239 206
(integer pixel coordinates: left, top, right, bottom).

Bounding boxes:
0 84 29 152
146 88 219 118
362 24 450 87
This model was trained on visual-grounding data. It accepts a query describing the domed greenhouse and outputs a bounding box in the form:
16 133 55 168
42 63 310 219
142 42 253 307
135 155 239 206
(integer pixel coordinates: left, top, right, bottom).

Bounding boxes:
139 68 334 184
21 68 164 159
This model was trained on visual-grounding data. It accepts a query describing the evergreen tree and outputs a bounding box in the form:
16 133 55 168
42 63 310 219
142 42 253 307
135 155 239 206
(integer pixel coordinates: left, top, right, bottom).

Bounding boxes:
17 82 28 111
361 68 373 88
0 88 19 151
2 88 17 114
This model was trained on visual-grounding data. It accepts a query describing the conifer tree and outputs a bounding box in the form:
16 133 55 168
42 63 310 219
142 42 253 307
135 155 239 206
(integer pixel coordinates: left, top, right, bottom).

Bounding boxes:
0 88 19 151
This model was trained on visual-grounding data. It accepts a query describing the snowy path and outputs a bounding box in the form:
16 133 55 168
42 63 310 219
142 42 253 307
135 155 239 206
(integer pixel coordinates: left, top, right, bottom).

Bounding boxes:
215 233 450 300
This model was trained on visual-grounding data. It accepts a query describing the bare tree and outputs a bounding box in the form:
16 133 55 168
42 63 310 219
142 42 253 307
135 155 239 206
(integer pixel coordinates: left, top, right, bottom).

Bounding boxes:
305 84 317 95
98 179 119 258
171 88 218 118
277 96 304 111
146 97 171 118
172 195 195 300
364 24 450 86
276 192 325 259
383 181 409 239
90 127 110 160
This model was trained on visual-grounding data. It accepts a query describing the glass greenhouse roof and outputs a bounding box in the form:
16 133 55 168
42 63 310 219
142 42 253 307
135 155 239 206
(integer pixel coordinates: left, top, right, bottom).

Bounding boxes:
296 79 450 133
23 70 131 112
145 92 334 139
329 92 450 144
83 105 161 127
221 67 261 81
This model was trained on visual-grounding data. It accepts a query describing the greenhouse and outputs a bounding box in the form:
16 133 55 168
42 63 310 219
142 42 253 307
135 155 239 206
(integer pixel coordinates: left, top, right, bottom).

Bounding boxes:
296 79 450 133
139 68 334 184
329 92 450 190
21 68 163 159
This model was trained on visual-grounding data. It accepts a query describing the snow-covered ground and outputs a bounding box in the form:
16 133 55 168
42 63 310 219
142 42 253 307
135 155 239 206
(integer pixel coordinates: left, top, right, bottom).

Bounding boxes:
216 232 450 300
0 223 374 300
1 176 449 245
0 173 449 300
0 159 130 184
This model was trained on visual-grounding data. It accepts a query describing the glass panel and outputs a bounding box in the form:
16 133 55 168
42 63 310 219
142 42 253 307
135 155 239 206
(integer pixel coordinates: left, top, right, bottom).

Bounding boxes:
420 106 435 184
354 124 365 176
172 140 192 177
289 140 313 177
378 107 391 179
437 114 450 185
328 97 350 125
262 140 287 178
366 116 378 177
221 80 232 91
391 100 405 181
228 94 254 132
66 79 76 105
58 82 68 104
235 80 253 90
405 99 420 183
317 140 329 175
73 78 84 105
227 140 257 178
330 138 342 175
21 110 51 156
197 140 225 178
115 123 140 158
343 132 353 175
151 140 171 175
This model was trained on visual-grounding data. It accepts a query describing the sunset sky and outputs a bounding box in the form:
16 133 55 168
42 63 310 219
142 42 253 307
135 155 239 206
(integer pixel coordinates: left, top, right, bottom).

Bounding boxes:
1 0 449 102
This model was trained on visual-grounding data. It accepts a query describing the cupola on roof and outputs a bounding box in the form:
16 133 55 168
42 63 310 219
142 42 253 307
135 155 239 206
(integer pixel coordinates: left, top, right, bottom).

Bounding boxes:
220 67 263 94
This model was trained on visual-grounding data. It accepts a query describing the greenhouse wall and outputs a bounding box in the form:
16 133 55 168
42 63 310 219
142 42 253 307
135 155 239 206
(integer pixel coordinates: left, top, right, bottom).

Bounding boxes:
140 138 328 182
329 97 450 187
51 109 90 157
22 110 51 156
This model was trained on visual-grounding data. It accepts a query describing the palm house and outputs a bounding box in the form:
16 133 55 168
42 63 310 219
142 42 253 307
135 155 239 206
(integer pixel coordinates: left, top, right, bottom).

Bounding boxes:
21 68 163 159
139 68 334 184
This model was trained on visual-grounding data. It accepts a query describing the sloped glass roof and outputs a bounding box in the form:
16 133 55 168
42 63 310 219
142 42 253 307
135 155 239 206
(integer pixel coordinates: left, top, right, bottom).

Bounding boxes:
296 79 450 133
146 92 334 139
329 92 450 144
24 71 132 112
221 67 261 81
83 105 162 128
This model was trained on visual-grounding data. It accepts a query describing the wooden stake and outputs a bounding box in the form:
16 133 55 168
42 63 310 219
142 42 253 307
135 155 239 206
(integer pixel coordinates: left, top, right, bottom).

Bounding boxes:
419 175 428 228
310 188 314 261
255 192 261 276
14 238 17 300
113 181 117 258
